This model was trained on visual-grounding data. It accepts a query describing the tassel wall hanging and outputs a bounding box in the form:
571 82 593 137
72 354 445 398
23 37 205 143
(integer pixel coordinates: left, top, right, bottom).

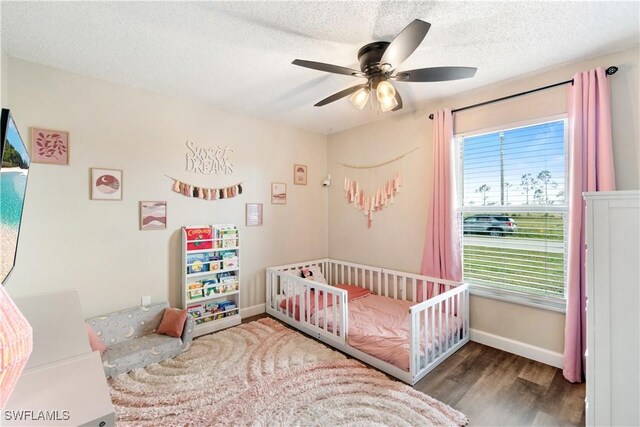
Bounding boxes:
337 147 418 228
165 175 244 201
343 172 402 228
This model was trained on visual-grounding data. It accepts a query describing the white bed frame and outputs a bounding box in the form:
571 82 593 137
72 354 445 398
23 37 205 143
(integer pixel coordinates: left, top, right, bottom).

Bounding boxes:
266 258 469 385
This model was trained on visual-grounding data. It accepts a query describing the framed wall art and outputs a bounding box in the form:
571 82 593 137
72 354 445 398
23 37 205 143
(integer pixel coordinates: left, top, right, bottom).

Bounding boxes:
294 164 307 185
31 127 69 165
91 168 123 200
271 182 286 204
140 201 167 230
245 203 263 226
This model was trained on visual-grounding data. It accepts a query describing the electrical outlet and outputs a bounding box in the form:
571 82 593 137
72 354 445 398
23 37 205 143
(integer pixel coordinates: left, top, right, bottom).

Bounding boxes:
141 295 151 306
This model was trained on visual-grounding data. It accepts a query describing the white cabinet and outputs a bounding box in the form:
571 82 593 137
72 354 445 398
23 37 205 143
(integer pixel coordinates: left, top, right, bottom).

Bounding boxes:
585 191 640 426
181 224 241 337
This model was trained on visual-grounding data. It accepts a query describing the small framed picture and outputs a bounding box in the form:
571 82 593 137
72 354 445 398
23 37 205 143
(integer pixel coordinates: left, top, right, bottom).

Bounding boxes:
271 182 286 204
140 201 167 230
246 203 263 226
91 168 123 200
31 127 69 165
294 164 307 185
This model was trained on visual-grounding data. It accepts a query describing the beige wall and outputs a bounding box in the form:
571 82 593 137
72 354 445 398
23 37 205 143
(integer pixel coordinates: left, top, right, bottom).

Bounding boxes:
1 49 7 106
4 57 327 318
1 6 6 105
327 45 639 354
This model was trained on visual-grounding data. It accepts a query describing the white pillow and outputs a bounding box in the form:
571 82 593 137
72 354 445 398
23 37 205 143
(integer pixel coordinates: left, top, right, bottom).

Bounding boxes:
299 265 327 284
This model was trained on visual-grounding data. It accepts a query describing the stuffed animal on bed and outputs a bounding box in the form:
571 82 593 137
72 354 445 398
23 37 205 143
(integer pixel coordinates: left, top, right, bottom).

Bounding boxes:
299 266 327 284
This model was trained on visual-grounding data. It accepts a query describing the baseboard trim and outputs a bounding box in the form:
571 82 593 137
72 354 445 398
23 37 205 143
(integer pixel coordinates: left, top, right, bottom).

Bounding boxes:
240 303 266 318
470 328 563 369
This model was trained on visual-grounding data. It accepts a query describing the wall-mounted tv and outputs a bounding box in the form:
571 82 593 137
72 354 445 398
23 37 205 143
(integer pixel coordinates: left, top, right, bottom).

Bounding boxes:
0 109 30 285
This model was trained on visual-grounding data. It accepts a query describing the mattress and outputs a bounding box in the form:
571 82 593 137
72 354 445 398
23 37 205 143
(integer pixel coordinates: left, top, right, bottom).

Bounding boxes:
316 294 461 372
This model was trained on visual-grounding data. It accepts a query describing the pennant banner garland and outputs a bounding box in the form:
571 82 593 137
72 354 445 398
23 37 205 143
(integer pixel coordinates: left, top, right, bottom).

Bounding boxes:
166 175 243 201
344 171 402 228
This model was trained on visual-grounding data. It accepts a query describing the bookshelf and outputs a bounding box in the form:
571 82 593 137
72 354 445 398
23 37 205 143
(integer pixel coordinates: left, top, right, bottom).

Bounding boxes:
182 224 241 337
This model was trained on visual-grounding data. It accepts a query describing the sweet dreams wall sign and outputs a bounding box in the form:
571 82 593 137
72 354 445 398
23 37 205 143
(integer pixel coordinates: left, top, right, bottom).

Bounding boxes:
168 141 243 201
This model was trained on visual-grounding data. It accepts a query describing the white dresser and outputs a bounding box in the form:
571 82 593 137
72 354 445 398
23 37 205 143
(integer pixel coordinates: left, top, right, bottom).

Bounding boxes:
585 191 640 426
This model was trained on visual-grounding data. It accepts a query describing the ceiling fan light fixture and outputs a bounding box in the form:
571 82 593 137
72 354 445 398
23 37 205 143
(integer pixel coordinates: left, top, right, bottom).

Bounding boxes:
376 80 396 103
379 95 399 112
350 87 370 110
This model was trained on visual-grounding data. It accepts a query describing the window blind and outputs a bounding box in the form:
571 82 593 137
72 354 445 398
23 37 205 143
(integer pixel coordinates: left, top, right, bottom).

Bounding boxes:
457 120 567 299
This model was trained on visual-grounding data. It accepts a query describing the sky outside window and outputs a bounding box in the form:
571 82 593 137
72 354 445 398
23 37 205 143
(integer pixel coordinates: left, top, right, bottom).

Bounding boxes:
462 120 565 207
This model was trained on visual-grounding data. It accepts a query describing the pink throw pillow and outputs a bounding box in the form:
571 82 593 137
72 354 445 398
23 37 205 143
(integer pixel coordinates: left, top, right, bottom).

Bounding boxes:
157 308 188 338
334 284 372 301
85 323 106 353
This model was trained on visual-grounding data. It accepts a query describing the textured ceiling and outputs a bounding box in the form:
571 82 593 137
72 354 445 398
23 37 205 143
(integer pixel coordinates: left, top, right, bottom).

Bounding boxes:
2 1 639 135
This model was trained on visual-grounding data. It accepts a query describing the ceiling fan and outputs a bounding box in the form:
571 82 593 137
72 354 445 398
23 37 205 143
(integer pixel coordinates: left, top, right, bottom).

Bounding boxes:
292 19 477 112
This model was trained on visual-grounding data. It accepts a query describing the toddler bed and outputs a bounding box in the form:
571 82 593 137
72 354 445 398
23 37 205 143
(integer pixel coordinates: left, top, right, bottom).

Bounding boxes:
266 259 469 385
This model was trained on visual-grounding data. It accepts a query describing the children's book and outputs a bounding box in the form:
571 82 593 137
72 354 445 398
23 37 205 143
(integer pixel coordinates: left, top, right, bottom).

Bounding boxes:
185 227 213 250
203 302 218 313
205 286 221 297
219 227 238 247
187 304 203 319
188 289 205 300
222 259 237 269
187 253 209 274
223 282 238 293
221 275 236 284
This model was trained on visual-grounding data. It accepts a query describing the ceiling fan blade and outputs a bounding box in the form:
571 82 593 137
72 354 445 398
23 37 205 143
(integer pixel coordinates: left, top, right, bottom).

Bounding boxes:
314 84 367 107
391 90 403 112
292 59 365 77
395 66 477 82
380 19 431 70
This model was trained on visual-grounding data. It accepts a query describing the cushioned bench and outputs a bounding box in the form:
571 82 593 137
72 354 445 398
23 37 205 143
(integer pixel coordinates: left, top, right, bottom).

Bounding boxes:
86 302 194 377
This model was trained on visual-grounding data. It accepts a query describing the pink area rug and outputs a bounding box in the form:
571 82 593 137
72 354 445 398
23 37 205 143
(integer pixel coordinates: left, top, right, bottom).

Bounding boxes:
109 318 467 426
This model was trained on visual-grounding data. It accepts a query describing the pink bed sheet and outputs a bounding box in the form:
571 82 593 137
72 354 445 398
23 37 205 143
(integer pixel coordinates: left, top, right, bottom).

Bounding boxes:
316 294 461 372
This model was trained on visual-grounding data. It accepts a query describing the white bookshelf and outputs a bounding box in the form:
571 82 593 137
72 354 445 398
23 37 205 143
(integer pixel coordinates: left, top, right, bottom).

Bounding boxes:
182 224 241 337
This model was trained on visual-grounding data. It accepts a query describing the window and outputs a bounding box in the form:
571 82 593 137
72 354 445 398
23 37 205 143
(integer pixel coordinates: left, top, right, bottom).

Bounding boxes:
456 119 567 310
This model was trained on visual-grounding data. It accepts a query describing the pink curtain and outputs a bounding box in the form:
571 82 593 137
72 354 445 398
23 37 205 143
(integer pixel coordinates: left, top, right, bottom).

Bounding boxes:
563 67 616 383
420 109 462 301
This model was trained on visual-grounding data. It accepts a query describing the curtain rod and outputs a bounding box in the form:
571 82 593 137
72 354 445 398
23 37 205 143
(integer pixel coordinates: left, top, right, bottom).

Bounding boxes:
428 65 619 120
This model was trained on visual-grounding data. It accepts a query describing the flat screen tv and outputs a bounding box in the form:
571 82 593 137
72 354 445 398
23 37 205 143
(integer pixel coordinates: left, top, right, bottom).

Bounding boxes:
0 109 30 285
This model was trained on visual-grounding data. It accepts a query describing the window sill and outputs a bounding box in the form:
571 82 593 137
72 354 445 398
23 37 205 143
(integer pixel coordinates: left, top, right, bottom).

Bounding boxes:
468 283 566 313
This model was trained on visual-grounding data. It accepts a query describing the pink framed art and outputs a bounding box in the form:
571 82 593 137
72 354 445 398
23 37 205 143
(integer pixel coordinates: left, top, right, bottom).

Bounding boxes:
31 127 69 165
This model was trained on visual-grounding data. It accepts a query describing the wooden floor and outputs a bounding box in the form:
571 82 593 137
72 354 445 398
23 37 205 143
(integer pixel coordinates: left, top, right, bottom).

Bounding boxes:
416 341 585 426
242 314 585 426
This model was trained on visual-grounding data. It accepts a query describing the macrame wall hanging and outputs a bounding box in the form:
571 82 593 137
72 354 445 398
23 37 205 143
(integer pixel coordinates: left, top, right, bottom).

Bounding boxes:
165 175 244 201
339 147 418 228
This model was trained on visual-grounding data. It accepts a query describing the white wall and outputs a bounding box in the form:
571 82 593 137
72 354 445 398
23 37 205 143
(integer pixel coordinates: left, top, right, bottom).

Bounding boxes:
1 49 8 106
327 45 639 354
4 57 327 318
